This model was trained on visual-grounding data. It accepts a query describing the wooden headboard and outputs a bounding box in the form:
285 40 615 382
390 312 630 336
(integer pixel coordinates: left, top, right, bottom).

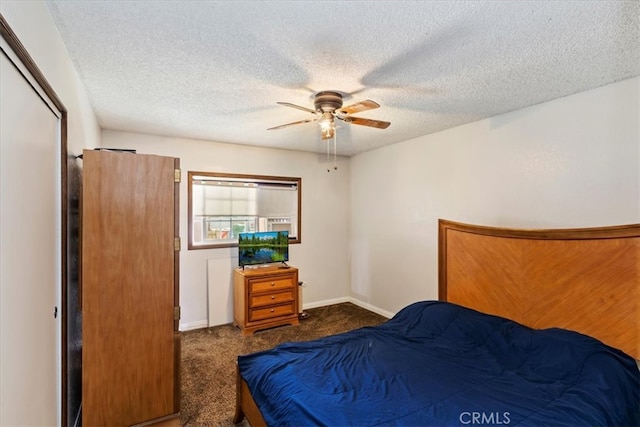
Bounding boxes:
438 219 639 360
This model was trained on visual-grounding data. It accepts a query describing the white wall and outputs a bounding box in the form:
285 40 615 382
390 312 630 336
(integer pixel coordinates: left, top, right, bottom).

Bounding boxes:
6 2 635 332
1 2 101 155
101 131 351 329
1 2 100 426
350 77 640 315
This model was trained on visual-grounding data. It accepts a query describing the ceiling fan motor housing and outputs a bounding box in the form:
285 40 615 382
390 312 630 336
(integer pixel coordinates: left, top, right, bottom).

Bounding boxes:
314 91 343 113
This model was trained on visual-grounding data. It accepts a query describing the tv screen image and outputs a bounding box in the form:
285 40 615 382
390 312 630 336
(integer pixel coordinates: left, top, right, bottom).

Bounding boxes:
238 231 289 267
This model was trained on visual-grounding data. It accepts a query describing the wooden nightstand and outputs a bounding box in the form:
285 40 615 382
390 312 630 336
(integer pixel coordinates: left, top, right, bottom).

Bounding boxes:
233 265 299 335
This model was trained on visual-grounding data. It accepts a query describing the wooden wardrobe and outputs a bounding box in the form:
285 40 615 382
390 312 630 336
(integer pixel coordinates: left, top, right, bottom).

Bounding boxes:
81 149 180 426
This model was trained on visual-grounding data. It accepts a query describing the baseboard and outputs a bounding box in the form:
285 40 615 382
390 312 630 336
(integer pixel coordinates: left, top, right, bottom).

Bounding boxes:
302 297 394 319
302 296 350 310
179 320 208 332
185 298 394 332
346 298 394 319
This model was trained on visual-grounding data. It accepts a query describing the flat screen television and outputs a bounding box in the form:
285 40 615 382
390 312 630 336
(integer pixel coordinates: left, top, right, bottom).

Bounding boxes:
238 231 289 267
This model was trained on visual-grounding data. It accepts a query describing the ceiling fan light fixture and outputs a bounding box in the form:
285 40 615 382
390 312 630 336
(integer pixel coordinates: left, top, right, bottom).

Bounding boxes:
319 112 335 139
321 127 335 140
319 112 334 130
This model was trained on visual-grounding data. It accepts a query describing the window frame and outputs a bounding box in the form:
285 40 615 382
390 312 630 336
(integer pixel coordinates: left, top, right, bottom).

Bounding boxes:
187 171 302 249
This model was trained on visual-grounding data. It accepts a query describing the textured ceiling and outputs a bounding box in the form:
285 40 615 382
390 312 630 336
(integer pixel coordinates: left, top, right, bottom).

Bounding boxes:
46 1 639 156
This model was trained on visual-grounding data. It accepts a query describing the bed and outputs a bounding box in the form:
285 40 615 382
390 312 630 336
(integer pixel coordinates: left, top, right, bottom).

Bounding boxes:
233 220 640 426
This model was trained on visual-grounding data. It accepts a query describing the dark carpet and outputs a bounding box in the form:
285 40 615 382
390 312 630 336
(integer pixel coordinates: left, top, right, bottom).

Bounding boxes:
180 302 388 426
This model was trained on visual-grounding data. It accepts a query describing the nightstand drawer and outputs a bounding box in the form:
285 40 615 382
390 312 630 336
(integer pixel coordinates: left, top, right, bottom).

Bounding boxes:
250 290 295 308
249 276 294 293
249 302 296 322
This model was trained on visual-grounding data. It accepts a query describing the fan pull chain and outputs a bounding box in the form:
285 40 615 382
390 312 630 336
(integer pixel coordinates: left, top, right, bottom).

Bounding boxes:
326 135 330 171
327 131 338 172
333 132 338 171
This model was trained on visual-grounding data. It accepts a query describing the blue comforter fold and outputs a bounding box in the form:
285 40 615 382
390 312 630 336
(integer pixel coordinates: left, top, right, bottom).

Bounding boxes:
238 301 640 426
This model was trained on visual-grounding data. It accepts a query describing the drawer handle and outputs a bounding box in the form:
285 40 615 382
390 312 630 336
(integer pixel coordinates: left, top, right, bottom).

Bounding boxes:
270 308 275 312
271 296 275 300
271 282 276 286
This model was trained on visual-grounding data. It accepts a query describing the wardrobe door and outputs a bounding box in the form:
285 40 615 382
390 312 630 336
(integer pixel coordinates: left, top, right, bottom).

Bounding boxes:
82 150 178 426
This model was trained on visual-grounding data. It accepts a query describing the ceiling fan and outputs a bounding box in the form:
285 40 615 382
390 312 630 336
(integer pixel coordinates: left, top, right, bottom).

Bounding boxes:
268 91 390 140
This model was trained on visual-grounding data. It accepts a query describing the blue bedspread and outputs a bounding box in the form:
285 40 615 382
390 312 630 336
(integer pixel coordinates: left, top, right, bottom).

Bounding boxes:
238 301 640 426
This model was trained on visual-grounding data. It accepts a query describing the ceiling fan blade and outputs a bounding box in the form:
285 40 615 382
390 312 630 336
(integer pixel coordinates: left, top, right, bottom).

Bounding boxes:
342 116 390 129
267 118 317 130
277 102 317 115
337 100 380 116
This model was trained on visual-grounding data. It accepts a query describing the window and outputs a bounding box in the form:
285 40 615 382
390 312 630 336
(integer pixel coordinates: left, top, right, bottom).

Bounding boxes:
188 171 301 249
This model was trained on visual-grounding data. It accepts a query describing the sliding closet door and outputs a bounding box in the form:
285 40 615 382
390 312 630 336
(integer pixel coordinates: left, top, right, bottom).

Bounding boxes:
82 150 178 426
0 45 60 424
